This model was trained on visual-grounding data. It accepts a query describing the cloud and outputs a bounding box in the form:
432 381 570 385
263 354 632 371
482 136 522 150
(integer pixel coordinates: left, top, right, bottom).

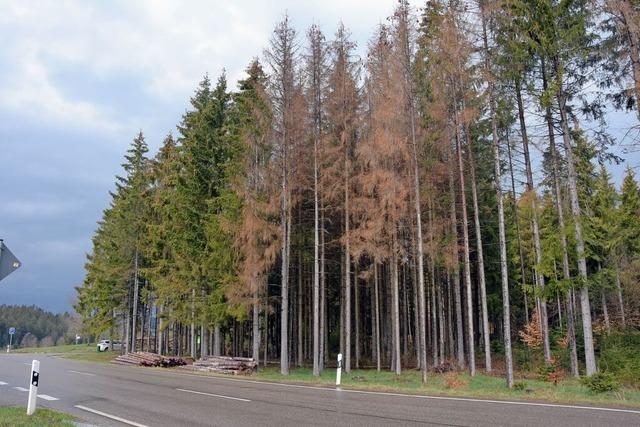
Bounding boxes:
0 199 83 218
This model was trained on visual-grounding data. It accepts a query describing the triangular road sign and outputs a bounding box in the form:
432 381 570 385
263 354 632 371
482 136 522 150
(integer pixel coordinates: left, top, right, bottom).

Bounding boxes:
0 242 21 282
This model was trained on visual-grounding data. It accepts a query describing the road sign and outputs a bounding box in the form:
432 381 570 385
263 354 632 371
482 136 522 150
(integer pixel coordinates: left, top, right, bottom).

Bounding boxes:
9 327 15 335
0 241 21 282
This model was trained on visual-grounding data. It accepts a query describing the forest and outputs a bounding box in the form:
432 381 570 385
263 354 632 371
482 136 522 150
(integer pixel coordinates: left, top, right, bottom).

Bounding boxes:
0 305 76 348
75 0 640 388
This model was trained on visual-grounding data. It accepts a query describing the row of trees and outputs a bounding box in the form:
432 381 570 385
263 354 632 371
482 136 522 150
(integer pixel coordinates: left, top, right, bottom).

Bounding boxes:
76 0 640 387
0 305 77 348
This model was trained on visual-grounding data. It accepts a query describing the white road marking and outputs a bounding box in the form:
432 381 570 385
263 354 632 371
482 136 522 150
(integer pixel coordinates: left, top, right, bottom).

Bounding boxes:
69 370 96 376
13 386 29 391
176 388 251 402
74 405 149 427
162 371 640 415
0 381 8 385
22 363 31 366
37 394 59 401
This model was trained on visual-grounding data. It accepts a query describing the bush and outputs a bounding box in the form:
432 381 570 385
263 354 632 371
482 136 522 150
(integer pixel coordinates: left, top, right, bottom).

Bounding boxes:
581 372 620 393
598 333 640 387
513 381 527 391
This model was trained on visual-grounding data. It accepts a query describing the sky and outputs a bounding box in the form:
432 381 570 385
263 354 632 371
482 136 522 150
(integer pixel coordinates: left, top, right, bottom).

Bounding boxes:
0 0 398 313
0 1 638 314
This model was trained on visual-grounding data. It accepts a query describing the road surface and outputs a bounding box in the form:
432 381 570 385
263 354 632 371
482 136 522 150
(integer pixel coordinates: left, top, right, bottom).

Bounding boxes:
0 352 638 426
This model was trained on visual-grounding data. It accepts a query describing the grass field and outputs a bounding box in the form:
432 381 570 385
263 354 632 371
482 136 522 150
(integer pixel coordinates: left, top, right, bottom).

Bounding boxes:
0 407 75 427
241 367 640 408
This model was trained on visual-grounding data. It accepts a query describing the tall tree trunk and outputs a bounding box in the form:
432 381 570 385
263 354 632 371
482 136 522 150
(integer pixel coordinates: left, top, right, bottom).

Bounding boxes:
253 287 260 363
131 250 140 353
344 144 352 373
615 268 626 327
506 135 529 323
297 253 303 367
355 263 360 369
479 3 508 381
465 126 491 372
515 79 551 363
280 174 290 374
543 66 579 377
313 124 320 376
449 161 465 368
392 247 402 375
320 197 327 369
374 263 381 372
454 120 476 376
554 58 597 375
213 324 220 356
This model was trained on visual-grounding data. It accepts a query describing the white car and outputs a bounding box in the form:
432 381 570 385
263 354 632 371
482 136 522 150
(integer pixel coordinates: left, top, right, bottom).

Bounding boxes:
98 340 122 351
97 339 112 352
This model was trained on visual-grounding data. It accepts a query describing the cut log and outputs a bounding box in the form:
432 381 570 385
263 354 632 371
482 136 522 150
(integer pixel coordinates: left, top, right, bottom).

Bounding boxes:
112 351 187 368
186 356 257 375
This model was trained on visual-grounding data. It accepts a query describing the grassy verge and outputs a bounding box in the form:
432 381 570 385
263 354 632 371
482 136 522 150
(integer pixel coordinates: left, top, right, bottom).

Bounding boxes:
206 367 640 408
0 406 75 427
11 343 118 363
12 344 94 354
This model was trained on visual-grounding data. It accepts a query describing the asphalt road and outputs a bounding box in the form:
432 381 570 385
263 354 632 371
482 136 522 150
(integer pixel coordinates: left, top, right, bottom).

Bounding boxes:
0 353 639 426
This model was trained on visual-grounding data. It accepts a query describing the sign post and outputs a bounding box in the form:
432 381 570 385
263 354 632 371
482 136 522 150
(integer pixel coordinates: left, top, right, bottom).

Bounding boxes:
336 353 342 387
7 327 15 353
26 359 40 415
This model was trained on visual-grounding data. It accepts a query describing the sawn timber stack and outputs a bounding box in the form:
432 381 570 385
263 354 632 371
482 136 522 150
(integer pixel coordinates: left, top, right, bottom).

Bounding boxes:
112 351 187 367
188 356 257 375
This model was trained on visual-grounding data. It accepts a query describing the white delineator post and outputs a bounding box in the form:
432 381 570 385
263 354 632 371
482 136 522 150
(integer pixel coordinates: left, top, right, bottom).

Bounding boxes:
26 359 40 415
336 353 342 387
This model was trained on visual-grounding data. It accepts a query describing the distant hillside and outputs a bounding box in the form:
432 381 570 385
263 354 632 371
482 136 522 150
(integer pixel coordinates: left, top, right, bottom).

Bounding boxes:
0 305 77 348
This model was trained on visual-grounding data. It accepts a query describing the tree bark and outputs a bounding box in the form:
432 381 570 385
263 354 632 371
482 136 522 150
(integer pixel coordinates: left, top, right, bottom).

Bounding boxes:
555 62 597 375
454 119 475 376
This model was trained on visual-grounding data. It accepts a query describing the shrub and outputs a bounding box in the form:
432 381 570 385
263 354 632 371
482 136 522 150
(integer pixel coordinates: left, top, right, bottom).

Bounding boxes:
581 372 620 393
513 381 527 391
443 372 468 389
598 333 640 387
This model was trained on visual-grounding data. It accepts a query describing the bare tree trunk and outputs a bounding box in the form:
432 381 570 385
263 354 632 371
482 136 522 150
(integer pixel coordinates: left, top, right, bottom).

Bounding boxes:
615 268 626 327
253 287 260 362
344 152 352 373
454 120 476 376
320 197 327 369
449 161 465 369
374 263 381 372
355 263 360 369
190 289 196 359
515 79 551 363
555 62 597 375
506 135 529 323
213 324 220 357
479 4 508 382
297 253 303 367
131 250 139 353
392 248 402 375
465 127 491 372
157 304 164 356
543 67 579 376
313 125 321 376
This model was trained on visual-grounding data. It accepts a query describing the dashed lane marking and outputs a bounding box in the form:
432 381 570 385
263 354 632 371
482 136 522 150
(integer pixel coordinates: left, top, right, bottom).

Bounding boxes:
13 386 29 391
74 405 149 427
69 370 96 376
176 388 251 402
37 394 59 401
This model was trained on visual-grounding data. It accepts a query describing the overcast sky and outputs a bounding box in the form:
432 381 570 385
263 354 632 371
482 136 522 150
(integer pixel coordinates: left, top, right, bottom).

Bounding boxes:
0 0 399 313
1 1 638 313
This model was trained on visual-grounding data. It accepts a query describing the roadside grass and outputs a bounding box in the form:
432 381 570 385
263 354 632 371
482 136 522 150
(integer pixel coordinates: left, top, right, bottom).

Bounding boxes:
11 343 118 363
12 344 94 354
64 351 118 363
249 367 640 408
0 406 75 427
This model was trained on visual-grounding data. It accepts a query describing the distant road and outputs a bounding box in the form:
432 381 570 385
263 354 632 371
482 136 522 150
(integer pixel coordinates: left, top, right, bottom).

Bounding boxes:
0 353 638 426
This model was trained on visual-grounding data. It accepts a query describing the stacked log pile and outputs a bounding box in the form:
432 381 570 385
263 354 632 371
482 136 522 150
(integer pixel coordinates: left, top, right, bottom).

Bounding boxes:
188 356 257 375
112 352 187 368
